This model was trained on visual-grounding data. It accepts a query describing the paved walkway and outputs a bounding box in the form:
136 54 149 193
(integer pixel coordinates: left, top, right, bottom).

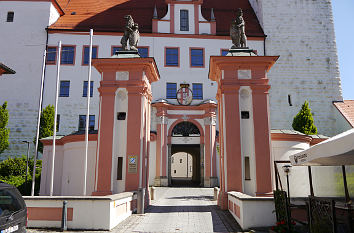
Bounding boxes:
28 187 244 233
114 187 242 232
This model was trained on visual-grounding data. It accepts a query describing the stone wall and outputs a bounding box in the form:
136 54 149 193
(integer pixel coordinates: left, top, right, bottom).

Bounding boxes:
250 0 342 136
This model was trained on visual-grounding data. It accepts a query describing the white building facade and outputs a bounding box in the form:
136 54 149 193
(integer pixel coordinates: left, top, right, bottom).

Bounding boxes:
0 0 351 197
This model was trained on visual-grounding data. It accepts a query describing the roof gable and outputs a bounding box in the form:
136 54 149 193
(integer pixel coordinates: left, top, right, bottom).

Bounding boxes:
334 101 354 127
50 0 264 36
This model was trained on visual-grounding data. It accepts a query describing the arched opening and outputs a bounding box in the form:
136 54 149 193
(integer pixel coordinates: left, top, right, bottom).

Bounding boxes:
171 152 193 184
169 121 202 187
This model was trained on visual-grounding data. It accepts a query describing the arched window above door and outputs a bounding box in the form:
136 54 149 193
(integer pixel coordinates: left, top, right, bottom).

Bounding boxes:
172 121 200 137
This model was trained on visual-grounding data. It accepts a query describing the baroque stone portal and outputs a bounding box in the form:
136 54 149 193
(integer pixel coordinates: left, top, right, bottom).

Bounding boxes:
121 15 140 51
230 8 247 48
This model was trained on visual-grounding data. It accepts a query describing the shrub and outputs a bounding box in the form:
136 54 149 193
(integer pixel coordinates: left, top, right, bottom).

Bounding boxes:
35 105 55 153
0 101 10 154
292 101 318 135
0 156 41 195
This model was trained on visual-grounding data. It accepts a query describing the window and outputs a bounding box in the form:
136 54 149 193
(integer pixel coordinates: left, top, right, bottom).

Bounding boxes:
46 47 57 64
166 83 177 99
112 46 122 55
192 83 203 100
245 157 251 180
180 10 189 31
117 157 123 180
83 81 94 97
241 111 250 119
288 95 292 106
174 170 176 174
78 115 95 131
180 159 183 163
7 12 14 22
190 48 204 67
82 46 98 65
56 114 60 131
138 47 149 58
221 49 229 56
165 48 179 67
59 81 70 97
61 46 75 64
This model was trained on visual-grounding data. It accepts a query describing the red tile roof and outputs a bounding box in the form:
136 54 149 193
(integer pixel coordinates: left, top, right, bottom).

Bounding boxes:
50 0 264 36
334 100 354 127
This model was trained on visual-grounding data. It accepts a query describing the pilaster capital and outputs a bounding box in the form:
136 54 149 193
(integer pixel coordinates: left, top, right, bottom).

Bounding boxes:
204 115 216 126
157 115 168 125
250 85 271 94
98 86 116 96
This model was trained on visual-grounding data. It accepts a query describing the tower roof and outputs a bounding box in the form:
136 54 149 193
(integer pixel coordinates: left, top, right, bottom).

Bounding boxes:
50 0 264 37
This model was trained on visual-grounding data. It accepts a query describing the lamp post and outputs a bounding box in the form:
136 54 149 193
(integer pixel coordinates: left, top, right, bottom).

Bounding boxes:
22 140 31 193
282 164 292 202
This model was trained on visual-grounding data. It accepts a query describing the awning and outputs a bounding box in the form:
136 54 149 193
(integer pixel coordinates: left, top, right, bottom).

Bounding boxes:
290 128 354 166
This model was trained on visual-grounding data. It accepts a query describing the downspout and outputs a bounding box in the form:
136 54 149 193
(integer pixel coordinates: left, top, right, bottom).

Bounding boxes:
263 35 267 56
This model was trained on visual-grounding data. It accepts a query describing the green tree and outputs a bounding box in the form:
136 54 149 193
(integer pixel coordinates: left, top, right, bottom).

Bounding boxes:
35 105 55 153
292 101 318 135
0 156 42 195
0 101 10 154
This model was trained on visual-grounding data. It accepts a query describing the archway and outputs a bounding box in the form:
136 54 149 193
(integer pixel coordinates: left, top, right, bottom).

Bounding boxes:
169 121 203 187
171 152 193 185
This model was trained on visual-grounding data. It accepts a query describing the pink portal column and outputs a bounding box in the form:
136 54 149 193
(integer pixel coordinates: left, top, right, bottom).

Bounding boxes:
92 57 159 196
203 103 217 187
209 55 278 209
153 104 168 186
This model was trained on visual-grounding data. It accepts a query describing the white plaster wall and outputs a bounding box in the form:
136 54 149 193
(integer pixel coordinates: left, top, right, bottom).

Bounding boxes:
25 194 133 230
239 87 256 196
60 141 96 196
171 137 200 145
254 0 342 136
333 107 352 135
0 1 59 158
171 152 193 178
112 88 128 193
149 141 156 185
39 144 64 196
48 4 60 26
199 23 211 34
157 21 170 33
43 33 101 137
228 192 276 230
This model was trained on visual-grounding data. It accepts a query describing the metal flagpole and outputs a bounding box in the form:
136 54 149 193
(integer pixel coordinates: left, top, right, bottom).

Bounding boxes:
83 29 93 196
31 49 47 196
50 41 62 196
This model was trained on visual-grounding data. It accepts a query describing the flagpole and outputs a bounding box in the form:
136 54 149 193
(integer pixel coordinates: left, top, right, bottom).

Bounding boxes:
83 29 93 196
50 41 61 196
31 49 47 196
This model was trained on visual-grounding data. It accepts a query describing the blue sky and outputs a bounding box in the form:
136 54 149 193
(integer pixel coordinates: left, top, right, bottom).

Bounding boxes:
332 1 354 100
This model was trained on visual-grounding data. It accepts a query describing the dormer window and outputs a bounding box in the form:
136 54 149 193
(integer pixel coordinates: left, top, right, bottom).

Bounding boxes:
7 12 14 22
180 10 189 31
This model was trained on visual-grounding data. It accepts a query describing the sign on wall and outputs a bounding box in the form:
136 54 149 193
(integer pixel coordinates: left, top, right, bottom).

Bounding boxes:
128 155 137 173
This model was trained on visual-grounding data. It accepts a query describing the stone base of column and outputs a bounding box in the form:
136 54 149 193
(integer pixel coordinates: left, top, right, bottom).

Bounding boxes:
92 191 112 196
154 176 168 187
210 177 219 187
204 177 211 187
204 177 219 187
217 191 229 210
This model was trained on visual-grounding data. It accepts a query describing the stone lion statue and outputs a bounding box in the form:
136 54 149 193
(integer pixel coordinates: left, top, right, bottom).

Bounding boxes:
230 8 247 48
121 15 140 51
